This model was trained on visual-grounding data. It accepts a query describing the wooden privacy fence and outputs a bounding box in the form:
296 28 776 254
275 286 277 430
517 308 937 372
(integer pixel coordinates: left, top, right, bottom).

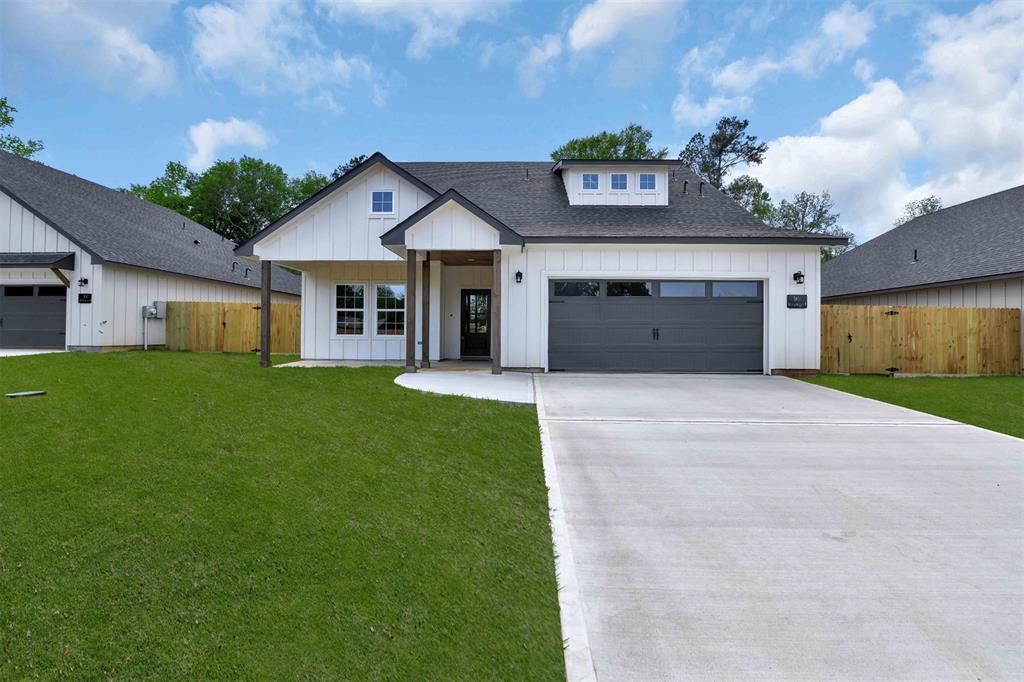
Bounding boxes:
165 302 301 354
821 304 1021 375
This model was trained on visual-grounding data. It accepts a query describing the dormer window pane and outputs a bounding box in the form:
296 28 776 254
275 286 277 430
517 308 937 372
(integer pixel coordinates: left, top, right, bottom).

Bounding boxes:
611 173 627 191
582 173 599 190
639 173 656 190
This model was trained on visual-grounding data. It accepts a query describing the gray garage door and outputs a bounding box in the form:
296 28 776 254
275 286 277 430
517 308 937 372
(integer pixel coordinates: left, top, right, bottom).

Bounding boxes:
549 280 763 373
0 284 68 349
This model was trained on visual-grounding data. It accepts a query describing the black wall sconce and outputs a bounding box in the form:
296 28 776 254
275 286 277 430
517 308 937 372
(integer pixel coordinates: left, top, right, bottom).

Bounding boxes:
515 270 523 284
77 277 89 287
793 271 805 284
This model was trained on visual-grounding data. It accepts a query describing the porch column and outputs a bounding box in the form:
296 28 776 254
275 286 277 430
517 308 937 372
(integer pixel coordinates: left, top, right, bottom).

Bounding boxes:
421 254 431 369
260 260 272 368
492 248 502 375
405 249 417 373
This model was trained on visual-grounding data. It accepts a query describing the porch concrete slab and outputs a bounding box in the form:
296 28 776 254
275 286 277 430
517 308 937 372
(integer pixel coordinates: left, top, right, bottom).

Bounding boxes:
0 349 65 358
275 359 402 368
534 374 1023 681
395 370 535 404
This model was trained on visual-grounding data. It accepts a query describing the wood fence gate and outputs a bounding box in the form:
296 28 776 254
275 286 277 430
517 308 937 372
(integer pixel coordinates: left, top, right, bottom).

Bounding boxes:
821 304 1021 375
165 302 301 354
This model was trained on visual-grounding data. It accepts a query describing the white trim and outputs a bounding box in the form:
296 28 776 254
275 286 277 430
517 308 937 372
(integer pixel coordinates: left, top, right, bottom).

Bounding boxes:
638 172 657 192
332 281 369 339
370 281 407 340
370 190 395 215
609 172 628 192
539 272 771 373
580 173 600 192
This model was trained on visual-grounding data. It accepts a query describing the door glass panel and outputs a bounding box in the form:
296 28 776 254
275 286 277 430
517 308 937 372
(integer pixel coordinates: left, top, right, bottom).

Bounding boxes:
606 281 652 297
554 281 600 296
468 294 488 334
661 281 705 297
712 281 759 297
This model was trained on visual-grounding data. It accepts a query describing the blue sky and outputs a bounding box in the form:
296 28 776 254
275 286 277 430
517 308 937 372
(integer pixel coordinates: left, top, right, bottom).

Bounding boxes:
1 0 1021 240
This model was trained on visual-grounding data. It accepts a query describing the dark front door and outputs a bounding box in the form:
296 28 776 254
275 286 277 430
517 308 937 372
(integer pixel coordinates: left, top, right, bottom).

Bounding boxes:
460 289 491 358
0 284 68 349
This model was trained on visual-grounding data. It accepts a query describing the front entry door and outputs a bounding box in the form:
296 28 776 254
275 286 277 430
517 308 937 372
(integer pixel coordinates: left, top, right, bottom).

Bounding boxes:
460 289 491 358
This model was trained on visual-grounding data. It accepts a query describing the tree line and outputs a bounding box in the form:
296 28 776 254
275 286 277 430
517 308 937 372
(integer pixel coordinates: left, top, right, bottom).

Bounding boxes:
2 96 943 259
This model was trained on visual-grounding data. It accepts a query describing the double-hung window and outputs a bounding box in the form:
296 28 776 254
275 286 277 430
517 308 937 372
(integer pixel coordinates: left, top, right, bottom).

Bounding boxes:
639 173 656 190
582 173 599 190
610 173 628 191
336 284 365 335
375 284 406 336
371 190 394 214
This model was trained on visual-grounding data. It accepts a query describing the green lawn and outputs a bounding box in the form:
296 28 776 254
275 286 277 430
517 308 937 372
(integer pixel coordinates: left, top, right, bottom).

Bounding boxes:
802 374 1024 438
0 352 563 680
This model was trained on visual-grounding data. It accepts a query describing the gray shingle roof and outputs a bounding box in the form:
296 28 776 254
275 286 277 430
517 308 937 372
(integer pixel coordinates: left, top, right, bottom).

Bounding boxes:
0 151 299 294
822 185 1024 298
397 161 841 241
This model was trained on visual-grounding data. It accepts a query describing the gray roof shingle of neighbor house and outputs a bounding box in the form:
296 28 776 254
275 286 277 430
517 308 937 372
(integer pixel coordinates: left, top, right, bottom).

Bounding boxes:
0 150 300 294
822 185 1024 299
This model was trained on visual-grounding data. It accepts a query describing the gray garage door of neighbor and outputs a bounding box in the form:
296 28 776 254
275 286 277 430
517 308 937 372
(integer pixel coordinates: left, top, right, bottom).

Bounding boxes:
0 284 68 349
548 279 764 373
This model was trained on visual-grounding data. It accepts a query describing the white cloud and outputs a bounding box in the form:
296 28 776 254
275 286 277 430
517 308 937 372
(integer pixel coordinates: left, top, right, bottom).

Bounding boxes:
568 0 684 53
748 0 1024 241
186 118 273 170
852 58 875 82
316 0 509 60
0 0 175 94
187 0 374 111
516 35 563 98
672 93 751 127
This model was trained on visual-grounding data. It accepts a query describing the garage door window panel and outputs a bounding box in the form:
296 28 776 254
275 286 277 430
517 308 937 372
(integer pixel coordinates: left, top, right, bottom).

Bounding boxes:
660 281 706 297
712 281 761 298
606 281 652 297
553 281 600 297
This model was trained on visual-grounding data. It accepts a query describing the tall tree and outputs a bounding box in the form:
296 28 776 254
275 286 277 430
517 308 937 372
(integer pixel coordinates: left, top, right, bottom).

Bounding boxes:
679 116 767 189
894 195 942 226
188 157 295 244
550 123 668 161
331 154 368 180
726 175 773 222
123 162 195 217
0 97 44 158
289 169 330 204
770 190 856 261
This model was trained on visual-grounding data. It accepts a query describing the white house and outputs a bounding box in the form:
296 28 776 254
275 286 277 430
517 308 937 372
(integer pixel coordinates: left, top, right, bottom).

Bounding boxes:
0 151 299 351
237 153 844 374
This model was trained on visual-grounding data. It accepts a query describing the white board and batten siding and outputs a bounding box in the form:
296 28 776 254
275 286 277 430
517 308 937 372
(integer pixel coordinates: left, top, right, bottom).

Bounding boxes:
501 243 822 371
253 165 432 262
405 202 499 251
2 188 297 349
561 167 669 206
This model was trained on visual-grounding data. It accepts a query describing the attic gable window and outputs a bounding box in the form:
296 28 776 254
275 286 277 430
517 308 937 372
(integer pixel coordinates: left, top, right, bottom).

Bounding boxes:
371 190 394 214
582 173 599 191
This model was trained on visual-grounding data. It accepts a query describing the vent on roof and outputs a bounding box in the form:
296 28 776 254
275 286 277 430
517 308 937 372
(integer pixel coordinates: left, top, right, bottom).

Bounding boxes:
193 239 201 246
699 182 704 197
683 180 688 194
913 249 918 263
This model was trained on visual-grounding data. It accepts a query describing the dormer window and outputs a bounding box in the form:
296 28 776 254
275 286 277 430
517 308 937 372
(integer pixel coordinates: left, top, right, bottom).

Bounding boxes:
611 173 628 191
582 173 599 191
639 173 656 191
371 190 394 214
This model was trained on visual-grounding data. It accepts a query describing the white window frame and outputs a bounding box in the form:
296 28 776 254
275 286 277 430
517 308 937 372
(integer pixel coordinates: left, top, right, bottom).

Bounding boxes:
581 173 600 192
371 282 407 339
333 281 368 338
370 190 395 215
639 173 657 192
610 173 628 192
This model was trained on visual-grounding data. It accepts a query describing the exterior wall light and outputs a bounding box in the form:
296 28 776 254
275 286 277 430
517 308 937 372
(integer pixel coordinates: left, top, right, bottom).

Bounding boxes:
515 270 523 284
793 271 805 284
77 277 89 287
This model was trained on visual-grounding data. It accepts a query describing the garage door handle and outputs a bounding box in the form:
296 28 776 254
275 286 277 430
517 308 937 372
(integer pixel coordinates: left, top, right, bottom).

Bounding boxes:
652 326 659 340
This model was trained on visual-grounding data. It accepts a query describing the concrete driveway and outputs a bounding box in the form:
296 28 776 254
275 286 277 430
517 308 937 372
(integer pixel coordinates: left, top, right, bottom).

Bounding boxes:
535 374 1023 681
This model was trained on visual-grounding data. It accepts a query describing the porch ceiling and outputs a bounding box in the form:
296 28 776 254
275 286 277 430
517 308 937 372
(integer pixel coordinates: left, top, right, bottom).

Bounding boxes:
432 250 494 266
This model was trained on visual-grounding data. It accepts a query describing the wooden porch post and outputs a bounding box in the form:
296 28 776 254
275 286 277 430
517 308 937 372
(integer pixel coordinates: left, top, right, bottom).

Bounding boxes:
421 255 431 369
260 260 272 368
405 249 417 373
492 248 502 375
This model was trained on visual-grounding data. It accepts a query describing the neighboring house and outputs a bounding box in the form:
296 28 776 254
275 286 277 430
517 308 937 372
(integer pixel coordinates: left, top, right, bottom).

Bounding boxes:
822 186 1024 368
0 151 299 351
237 153 844 374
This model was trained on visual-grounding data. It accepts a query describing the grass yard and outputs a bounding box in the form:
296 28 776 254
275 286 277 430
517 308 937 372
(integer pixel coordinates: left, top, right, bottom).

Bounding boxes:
803 374 1024 438
0 352 564 680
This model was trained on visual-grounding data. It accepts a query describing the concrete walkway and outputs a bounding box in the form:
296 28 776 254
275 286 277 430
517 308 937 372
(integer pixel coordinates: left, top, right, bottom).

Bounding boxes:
395 370 535 404
535 374 1023 681
0 349 65 358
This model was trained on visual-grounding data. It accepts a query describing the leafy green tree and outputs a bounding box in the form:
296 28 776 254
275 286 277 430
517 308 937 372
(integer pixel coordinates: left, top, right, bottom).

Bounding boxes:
894 195 942 226
550 123 668 161
289 170 330 204
770 190 856 261
679 116 767 189
331 154 368 179
0 97 44 158
726 175 773 222
123 162 196 216
188 157 295 244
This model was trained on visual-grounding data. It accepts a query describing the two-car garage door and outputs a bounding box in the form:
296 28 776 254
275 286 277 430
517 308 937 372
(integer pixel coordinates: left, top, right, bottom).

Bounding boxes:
0 285 67 349
548 279 763 373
